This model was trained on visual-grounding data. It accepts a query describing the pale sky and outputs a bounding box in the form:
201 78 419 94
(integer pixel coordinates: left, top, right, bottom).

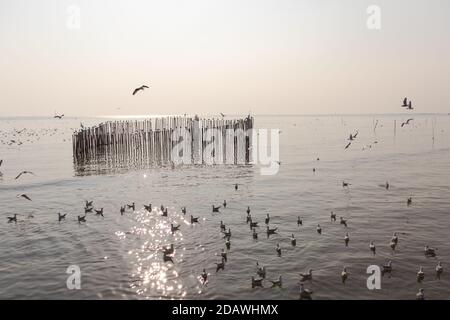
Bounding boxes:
1 0 449 116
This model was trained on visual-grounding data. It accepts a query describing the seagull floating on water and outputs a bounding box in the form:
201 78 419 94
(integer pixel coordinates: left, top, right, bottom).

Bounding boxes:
251 276 263 288
370 242 376 255
341 267 349 284
382 260 393 277
291 234 296 247
416 288 425 300
417 267 425 283
316 224 322 234
15 171 35 180
344 233 350 247
300 269 313 282
330 211 336 222
424 245 436 257
299 284 313 300
436 262 443 279
269 275 282 288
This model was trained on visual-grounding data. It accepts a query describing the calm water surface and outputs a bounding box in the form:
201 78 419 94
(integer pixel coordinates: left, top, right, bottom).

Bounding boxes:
1 114 450 299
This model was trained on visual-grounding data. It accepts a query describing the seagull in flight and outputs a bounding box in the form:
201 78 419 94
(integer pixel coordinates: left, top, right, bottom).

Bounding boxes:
17 193 32 201
15 171 35 180
345 142 351 149
54 114 64 119
402 97 408 107
401 119 414 127
220 113 225 118
132 85 149 95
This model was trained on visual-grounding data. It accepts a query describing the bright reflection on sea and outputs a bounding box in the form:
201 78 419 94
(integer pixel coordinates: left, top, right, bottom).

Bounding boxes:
116 206 188 298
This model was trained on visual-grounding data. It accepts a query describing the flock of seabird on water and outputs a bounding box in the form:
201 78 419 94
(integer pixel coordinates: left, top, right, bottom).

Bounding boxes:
0 97 440 299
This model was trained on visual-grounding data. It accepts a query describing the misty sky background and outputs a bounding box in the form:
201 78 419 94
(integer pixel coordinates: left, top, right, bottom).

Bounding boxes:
0 0 449 116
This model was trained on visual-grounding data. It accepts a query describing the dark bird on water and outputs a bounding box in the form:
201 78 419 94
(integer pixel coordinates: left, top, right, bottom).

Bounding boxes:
297 216 302 226
7 214 17 223
276 244 282 257
78 215 86 223
407 197 412 206
171 223 180 233
120 206 125 215
266 226 278 236
95 208 104 217
212 205 221 213
344 233 350 247
316 224 322 234
265 214 270 225
330 211 336 222
127 202 135 211
181 207 187 215
370 242 376 255
15 171 35 180
132 85 149 95
58 212 66 221
215 258 225 272
144 204 152 212
251 276 263 288
190 215 199 224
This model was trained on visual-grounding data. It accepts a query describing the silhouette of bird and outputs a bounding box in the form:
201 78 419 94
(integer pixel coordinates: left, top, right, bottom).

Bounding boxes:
171 223 180 233
54 114 64 119
15 171 35 180
402 97 408 107
436 262 443 279
251 276 263 288
7 214 17 223
401 119 413 127
212 205 221 213
297 217 303 226
341 267 349 284
345 142 351 149
370 242 376 255
269 275 282 288
132 85 149 95
417 267 425 283
58 212 67 221
300 269 313 282
382 260 393 277
17 194 32 201
190 215 199 224
299 284 313 300
344 233 350 247
215 258 225 272
78 215 86 223
416 288 425 300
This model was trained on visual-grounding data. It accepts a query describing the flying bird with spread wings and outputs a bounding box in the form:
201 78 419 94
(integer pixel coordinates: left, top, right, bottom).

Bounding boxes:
17 194 32 201
401 119 414 127
54 114 64 119
15 171 35 180
132 85 149 95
